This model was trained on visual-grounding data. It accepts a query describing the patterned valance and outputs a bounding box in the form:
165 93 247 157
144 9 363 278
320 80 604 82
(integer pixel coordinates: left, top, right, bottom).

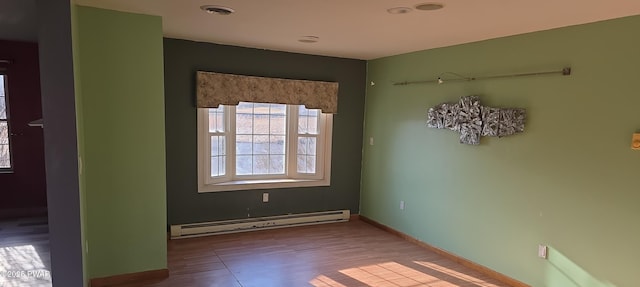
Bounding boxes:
196 71 339 113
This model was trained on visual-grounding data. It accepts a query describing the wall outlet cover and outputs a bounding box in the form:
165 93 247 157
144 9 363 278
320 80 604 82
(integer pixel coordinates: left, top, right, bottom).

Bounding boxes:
538 244 548 259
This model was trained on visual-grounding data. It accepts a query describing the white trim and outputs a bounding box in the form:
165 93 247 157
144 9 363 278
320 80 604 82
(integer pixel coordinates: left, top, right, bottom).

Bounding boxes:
199 177 330 193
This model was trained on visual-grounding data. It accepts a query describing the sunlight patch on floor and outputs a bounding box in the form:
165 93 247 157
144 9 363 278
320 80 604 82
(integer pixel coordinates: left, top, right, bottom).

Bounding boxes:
414 260 501 286
309 260 507 287
0 245 51 287
326 261 445 286
309 275 348 287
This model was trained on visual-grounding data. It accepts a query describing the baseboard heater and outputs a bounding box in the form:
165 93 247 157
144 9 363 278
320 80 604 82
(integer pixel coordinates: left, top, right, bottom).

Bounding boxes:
170 209 350 239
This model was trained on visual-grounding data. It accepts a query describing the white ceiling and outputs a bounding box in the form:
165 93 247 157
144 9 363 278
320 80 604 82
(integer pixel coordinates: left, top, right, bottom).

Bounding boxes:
75 1 640 60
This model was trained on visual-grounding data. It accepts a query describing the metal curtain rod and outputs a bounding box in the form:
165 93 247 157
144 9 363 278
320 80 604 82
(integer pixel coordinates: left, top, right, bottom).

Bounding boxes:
393 67 571 86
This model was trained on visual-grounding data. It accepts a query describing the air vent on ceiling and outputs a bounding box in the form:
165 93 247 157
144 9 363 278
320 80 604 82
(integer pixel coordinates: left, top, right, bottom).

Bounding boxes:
415 3 444 11
200 5 235 15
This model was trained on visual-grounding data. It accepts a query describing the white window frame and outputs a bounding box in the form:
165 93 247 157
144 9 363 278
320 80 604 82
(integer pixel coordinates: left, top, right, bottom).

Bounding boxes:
0 74 13 172
197 103 333 192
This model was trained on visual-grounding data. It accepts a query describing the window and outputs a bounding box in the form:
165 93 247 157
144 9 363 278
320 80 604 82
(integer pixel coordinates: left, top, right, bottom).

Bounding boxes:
198 102 333 192
0 74 12 170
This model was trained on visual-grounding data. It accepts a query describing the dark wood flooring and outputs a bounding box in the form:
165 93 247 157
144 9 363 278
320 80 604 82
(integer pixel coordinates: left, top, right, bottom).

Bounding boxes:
118 220 512 287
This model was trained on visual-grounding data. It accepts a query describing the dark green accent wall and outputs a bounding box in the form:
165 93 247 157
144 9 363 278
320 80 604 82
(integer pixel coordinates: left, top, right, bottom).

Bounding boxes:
164 38 366 225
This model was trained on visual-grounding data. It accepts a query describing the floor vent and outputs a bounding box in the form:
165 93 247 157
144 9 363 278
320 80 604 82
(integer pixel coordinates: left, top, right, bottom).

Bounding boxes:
170 210 350 239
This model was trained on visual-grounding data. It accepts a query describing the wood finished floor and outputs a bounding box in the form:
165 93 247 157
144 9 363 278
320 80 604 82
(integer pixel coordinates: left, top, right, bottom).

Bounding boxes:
118 220 512 287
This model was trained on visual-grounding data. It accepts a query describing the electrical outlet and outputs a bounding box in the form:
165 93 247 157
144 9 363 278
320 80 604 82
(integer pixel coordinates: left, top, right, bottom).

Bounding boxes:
400 200 405 210
262 192 269 203
369 137 374 146
538 244 548 259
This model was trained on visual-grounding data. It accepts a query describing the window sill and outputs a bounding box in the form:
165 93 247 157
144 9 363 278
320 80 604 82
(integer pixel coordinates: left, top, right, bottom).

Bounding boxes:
198 177 330 193
0 169 14 174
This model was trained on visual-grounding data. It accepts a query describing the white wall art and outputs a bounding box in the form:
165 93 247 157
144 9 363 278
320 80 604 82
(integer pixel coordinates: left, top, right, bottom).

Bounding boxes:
427 96 526 145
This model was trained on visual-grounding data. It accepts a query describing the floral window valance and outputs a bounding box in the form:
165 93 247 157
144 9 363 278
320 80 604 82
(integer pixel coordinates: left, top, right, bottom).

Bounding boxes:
196 71 339 114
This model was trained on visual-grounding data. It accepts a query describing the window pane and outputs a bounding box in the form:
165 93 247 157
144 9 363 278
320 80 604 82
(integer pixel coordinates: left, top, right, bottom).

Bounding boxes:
236 135 252 155
253 135 269 154
0 144 10 168
296 155 317 174
210 156 219 177
308 137 317 155
298 105 320 135
269 155 285 174
298 116 307 134
235 102 288 177
237 102 254 113
0 122 7 145
216 112 224 132
253 155 269 174
297 136 316 156
253 103 270 114
297 155 307 173
211 136 226 156
271 104 286 115
307 115 318 134
298 105 309 116
210 135 226 175
270 114 285 135
236 155 252 175
0 75 5 119
0 122 9 168
253 113 269 134
236 113 252 134
219 136 226 155
270 136 285 155
208 106 224 133
219 156 226 176
306 156 316 173
297 137 308 155
0 96 5 119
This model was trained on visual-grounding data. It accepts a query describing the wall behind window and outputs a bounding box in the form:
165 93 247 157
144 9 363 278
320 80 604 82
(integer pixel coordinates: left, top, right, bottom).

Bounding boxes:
0 40 46 218
164 38 366 225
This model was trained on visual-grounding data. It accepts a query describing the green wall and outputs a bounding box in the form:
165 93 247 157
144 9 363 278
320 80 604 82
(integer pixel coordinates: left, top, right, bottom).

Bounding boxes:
75 6 167 279
362 16 640 287
70 3 88 285
164 39 366 225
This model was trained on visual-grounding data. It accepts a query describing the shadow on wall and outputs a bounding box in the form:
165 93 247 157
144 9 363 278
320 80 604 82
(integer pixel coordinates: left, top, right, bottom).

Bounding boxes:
545 246 616 287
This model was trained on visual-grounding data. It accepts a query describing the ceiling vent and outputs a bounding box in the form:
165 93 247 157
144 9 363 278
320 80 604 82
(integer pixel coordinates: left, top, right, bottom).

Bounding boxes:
415 3 444 11
298 36 320 43
200 5 235 15
387 7 413 14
